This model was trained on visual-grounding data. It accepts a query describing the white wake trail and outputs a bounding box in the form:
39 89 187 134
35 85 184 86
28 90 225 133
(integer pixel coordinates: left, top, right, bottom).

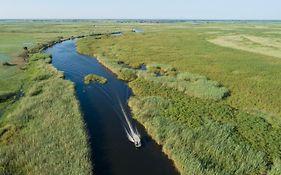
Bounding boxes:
117 97 141 147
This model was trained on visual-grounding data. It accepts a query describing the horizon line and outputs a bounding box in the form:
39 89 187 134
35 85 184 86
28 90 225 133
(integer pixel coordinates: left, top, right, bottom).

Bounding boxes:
0 18 281 21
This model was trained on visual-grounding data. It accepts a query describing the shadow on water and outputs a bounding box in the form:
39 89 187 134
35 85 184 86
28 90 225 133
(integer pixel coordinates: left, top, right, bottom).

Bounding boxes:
46 40 179 175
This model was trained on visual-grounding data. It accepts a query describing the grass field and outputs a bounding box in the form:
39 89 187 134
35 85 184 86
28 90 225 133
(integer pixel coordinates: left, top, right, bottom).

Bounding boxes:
0 53 92 174
77 23 281 116
0 21 94 110
0 21 100 174
77 22 281 175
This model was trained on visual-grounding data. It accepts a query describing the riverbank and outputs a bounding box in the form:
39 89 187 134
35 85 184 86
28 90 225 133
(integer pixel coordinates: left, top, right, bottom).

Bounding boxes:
0 47 92 174
76 30 281 175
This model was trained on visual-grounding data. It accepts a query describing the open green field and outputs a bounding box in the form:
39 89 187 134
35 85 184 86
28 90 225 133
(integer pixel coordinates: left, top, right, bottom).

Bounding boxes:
77 22 281 175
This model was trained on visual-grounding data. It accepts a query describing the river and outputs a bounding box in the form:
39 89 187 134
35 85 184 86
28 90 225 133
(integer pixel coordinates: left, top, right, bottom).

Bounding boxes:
46 39 179 175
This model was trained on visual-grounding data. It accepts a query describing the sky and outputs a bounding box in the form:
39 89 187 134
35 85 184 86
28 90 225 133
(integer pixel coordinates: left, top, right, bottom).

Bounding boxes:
0 0 280 20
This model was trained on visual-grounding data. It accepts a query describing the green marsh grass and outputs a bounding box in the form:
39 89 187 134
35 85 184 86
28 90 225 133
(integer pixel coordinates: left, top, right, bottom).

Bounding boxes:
0 53 92 174
139 64 230 100
77 23 281 174
128 78 281 175
78 42 229 100
76 25 281 116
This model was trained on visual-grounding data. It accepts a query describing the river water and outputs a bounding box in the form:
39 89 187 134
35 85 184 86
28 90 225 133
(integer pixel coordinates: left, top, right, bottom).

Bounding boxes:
46 40 179 175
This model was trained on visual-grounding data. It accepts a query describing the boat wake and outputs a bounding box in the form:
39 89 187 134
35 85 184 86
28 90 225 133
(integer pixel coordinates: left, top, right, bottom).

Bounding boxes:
94 83 141 147
119 101 141 148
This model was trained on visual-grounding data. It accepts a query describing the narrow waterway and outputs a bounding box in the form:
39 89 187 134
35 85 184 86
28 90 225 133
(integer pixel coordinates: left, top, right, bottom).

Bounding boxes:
46 40 179 175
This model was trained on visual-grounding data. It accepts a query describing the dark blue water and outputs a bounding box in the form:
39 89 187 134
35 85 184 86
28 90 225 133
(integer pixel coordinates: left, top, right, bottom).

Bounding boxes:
46 40 179 175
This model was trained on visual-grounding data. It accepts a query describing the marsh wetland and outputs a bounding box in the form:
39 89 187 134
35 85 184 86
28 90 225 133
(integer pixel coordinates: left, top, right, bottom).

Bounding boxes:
1 20 281 175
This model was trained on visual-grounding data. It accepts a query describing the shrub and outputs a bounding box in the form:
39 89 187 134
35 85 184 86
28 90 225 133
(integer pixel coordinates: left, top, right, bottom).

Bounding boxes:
96 57 138 82
129 62 143 69
118 68 137 81
29 53 51 62
84 74 107 84
147 63 177 76
137 70 230 100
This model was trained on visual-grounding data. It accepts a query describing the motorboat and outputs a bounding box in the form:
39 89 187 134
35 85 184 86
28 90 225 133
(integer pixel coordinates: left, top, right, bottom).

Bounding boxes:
132 134 141 148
